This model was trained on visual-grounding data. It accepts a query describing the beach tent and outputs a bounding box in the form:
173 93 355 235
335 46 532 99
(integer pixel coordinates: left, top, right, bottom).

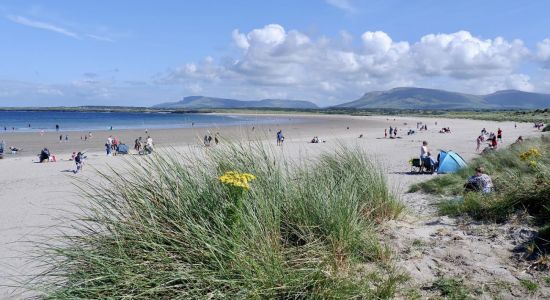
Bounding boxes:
437 150 467 174
117 144 129 154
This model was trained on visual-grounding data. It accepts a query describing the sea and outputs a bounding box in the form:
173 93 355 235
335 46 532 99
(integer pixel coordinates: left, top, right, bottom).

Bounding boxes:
0 111 297 132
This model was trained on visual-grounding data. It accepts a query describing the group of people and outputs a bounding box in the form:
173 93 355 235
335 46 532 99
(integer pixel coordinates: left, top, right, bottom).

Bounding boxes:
105 136 122 156
385 127 398 138
310 136 323 143
419 140 494 193
534 122 545 130
133 136 154 155
476 128 502 151
203 133 219 147
439 127 452 133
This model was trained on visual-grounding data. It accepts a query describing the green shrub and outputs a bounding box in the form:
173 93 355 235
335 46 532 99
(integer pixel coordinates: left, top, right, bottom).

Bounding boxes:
32 143 405 299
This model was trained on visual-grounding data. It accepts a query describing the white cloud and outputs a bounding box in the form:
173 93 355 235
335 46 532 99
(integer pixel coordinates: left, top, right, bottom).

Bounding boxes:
326 0 356 13
537 39 550 68
412 31 529 78
7 15 79 38
159 25 541 105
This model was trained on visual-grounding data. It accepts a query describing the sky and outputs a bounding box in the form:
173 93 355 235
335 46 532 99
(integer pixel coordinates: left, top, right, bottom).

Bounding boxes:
1 0 550 107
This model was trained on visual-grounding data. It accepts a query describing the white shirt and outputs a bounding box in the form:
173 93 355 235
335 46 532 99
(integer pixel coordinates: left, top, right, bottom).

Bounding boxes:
146 138 153 147
107 137 113 145
420 145 429 157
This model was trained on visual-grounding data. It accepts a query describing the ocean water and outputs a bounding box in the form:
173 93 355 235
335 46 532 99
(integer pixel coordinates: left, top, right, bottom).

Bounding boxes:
0 111 297 132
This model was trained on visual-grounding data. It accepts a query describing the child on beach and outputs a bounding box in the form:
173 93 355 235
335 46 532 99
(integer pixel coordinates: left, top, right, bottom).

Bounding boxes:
497 128 502 142
384 128 387 138
74 152 84 174
276 130 284 146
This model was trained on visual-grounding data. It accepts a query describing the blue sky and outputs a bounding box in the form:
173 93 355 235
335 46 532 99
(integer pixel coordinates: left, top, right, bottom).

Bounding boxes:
1 0 550 107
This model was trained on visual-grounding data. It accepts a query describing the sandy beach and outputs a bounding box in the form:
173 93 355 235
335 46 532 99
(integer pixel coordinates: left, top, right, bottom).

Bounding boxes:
0 114 543 298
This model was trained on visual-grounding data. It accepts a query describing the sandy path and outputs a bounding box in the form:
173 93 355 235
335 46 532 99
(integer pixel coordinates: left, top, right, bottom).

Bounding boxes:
0 114 543 298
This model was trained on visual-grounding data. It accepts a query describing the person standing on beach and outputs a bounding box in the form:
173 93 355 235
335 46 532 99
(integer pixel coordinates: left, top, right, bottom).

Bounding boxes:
105 143 112 156
74 152 84 174
497 128 503 142
384 128 387 138
476 135 483 151
59 134 63 142
276 130 284 146
56 124 59 132
65 135 69 142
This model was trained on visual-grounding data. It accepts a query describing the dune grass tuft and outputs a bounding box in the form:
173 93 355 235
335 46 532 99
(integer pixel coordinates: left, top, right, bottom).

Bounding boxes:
32 142 405 299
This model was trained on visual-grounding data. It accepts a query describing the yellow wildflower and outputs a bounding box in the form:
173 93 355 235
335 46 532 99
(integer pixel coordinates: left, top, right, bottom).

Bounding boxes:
219 171 256 190
519 147 542 161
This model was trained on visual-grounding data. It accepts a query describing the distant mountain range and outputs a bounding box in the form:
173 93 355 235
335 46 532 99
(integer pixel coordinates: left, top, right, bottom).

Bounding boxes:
334 87 550 110
153 88 550 110
153 96 318 109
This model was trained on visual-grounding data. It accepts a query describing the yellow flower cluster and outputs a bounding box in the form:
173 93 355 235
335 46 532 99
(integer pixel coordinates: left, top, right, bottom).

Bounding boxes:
519 147 542 161
219 171 256 190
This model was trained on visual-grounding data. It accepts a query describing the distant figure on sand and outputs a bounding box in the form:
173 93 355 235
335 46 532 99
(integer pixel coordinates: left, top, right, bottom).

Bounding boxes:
55 124 59 132
277 130 284 146
59 135 63 142
497 128 502 142
384 128 387 138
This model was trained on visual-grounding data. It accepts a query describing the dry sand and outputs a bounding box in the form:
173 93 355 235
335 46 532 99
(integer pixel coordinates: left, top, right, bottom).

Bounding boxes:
0 114 546 298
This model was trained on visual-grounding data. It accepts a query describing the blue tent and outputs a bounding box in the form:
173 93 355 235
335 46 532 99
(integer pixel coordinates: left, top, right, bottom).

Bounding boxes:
437 150 467 174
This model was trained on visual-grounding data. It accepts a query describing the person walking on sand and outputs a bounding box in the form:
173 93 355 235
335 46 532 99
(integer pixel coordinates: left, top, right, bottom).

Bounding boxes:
384 128 387 138
59 134 63 143
497 128 503 143
276 130 284 146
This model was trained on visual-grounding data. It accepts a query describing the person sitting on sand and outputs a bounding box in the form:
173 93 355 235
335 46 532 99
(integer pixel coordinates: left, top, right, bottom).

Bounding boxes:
464 166 494 193
39 148 50 163
9 146 21 154
311 136 320 143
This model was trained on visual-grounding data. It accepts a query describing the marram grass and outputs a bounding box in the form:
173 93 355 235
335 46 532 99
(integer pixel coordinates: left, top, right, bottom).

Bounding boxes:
31 142 405 299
